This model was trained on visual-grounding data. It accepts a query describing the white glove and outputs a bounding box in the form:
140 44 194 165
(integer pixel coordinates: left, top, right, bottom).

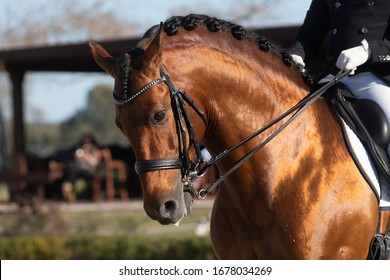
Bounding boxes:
290 54 305 68
336 39 371 75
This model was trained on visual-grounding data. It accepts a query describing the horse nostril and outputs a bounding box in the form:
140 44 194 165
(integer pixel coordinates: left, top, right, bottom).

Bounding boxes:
160 199 178 218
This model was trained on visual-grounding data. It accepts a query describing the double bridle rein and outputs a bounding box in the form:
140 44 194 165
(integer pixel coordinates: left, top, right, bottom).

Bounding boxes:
114 64 350 199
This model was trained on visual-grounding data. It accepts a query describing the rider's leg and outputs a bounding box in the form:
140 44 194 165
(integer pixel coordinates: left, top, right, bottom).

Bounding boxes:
341 72 390 157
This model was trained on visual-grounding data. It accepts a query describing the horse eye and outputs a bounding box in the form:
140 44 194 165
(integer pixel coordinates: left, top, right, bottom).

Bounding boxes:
151 110 167 124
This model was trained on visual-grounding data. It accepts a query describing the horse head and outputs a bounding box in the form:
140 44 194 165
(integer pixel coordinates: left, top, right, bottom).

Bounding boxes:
91 26 206 225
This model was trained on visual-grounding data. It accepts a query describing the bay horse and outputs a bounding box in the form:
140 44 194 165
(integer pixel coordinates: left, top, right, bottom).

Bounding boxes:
90 14 379 259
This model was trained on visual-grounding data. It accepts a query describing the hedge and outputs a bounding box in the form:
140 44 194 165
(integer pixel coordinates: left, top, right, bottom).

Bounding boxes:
0 235 216 260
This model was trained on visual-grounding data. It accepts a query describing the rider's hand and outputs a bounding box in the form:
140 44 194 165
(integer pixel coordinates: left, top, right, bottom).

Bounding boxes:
336 39 371 75
290 54 305 68
290 54 306 73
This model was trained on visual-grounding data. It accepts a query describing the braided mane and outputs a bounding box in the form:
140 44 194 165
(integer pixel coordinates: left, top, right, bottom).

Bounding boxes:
116 14 307 98
142 14 286 56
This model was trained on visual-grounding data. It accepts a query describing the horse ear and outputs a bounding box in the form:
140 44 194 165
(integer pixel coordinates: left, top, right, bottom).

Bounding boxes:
89 42 117 78
143 23 163 73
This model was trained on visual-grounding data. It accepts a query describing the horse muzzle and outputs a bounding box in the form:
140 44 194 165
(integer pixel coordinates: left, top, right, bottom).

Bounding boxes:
144 184 193 225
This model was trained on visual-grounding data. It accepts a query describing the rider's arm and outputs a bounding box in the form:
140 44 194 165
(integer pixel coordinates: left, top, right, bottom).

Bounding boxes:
287 0 330 63
368 28 390 65
336 25 390 74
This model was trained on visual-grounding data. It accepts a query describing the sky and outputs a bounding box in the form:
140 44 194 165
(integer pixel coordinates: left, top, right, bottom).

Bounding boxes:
1 0 312 124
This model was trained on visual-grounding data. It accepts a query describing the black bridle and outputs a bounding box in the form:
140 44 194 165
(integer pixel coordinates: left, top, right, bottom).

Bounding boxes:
114 66 351 199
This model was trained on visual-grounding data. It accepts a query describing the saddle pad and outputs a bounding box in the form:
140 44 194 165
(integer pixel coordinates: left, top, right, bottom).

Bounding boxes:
340 117 390 209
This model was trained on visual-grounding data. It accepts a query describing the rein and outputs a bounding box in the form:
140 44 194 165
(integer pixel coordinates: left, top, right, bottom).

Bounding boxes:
115 66 350 199
197 69 351 197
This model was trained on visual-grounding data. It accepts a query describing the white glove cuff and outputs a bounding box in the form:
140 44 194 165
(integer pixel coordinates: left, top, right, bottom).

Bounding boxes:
361 39 372 58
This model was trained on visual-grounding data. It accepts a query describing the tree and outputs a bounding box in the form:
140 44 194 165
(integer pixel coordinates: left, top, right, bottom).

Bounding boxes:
58 84 128 148
0 0 137 50
0 0 278 50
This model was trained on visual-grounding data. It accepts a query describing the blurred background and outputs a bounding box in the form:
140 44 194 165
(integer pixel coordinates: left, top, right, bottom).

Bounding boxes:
0 0 310 259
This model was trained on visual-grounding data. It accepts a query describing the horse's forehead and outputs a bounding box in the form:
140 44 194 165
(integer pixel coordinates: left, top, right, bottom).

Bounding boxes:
115 82 170 125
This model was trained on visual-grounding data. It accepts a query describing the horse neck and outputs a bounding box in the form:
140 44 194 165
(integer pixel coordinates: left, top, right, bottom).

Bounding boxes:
163 35 343 194
165 43 312 150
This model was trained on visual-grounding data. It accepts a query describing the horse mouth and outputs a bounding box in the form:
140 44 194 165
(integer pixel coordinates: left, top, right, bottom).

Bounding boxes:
146 191 193 225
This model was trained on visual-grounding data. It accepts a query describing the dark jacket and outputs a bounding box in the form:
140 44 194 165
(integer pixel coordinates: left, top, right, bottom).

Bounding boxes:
288 0 390 83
